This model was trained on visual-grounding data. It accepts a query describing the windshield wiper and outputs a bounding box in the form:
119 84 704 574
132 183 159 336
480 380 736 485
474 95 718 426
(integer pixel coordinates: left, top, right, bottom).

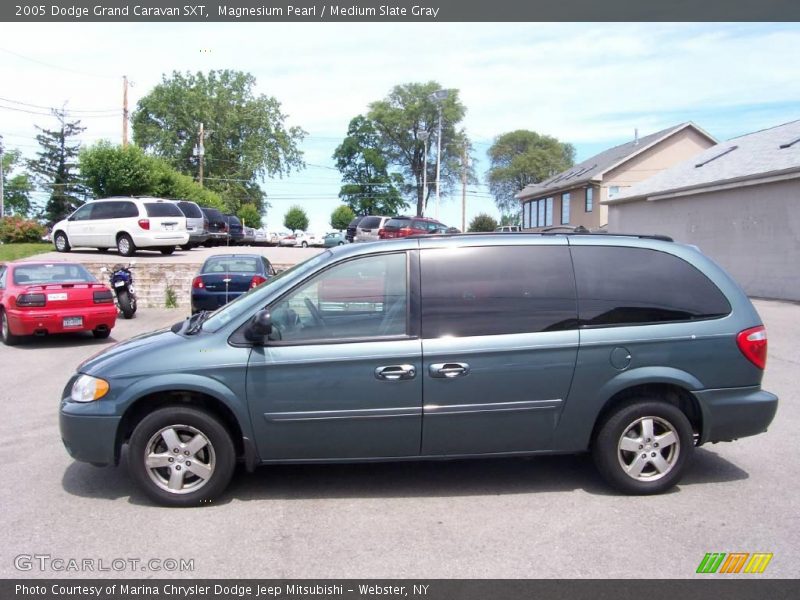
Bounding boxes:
185 310 210 335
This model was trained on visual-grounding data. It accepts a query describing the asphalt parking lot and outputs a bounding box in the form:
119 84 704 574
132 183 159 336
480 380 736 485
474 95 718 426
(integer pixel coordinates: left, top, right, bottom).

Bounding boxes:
0 300 797 579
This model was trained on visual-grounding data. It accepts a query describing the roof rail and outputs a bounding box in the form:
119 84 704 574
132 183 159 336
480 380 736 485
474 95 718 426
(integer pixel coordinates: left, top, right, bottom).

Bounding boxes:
407 231 674 242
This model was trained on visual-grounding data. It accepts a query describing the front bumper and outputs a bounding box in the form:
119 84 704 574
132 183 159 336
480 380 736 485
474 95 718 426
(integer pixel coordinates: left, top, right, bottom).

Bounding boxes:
8 305 117 336
60 403 121 466
694 386 778 444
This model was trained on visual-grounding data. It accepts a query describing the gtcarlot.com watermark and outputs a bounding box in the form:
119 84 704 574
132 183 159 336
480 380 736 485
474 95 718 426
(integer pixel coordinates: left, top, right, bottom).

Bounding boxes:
14 554 194 573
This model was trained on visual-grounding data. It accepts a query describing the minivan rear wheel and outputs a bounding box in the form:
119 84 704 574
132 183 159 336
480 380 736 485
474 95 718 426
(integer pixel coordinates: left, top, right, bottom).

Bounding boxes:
128 406 236 507
593 399 693 495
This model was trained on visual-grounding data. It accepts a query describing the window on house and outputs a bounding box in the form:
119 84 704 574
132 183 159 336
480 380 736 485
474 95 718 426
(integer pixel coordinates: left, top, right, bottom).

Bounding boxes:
585 187 594 212
522 202 530 228
561 193 571 224
545 198 553 226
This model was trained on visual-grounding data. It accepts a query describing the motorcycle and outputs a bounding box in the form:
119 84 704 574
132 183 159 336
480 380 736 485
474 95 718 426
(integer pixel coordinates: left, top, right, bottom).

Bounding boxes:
101 262 137 319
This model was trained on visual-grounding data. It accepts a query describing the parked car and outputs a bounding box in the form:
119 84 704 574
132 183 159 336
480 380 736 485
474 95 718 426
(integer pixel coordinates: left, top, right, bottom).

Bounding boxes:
253 229 270 246
1 261 117 345
242 226 256 246
354 215 392 243
190 254 276 314
495 225 521 233
280 232 321 248
59 231 778 506
345 216 366 243
51 197 189 256
171 200 209 249
200 208 228 246
323 232 347 247
223 215 245 245
379 216 448 239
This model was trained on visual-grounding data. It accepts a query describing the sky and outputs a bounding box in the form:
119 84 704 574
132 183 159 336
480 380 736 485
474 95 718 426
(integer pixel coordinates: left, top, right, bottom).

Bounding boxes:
1 22 799 233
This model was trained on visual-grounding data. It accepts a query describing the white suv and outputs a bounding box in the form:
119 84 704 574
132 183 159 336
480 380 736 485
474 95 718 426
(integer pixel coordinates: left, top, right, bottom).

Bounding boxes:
52 197 189 257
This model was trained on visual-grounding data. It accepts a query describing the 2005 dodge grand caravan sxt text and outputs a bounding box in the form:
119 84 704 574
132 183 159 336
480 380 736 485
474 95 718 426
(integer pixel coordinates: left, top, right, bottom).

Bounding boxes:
59 232 778 506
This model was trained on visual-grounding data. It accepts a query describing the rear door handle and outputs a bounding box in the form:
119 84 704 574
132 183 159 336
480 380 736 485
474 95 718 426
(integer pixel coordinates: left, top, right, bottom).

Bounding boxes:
429 363 470 378
375 364 416 381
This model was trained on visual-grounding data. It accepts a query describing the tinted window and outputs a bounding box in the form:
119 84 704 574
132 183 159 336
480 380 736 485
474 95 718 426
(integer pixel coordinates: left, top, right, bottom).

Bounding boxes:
385 218 410 229
89 202 116 220
571 246 731 327
270 253 408 342
347 217 364 229
115 201 139 218
13 263 95 285
202 208 223 221
226 216 242 226
90 201 137 219
176 201 203 218
359 216 381 229
145 202 183 217
421 246 577 338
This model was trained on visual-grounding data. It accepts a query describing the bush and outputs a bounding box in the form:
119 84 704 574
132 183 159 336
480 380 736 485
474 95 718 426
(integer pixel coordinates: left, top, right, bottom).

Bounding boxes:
468 213 498 232
0 216 46 244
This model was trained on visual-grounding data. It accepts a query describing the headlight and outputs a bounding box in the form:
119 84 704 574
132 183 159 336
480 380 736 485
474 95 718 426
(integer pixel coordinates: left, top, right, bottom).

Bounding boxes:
70 374 110 403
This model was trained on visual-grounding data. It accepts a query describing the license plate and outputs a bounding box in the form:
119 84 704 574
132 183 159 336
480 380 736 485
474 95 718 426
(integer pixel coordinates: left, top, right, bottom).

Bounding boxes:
164 224 174 231
63 317 83 328
114 280 126 287
47 293 68 301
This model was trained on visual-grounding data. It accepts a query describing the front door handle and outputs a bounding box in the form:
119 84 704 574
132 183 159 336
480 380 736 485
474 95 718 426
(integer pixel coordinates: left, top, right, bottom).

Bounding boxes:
429 363 470 378
375 364 416 381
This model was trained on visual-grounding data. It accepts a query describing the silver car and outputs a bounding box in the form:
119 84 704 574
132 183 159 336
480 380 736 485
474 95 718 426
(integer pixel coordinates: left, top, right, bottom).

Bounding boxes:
355 215 392 242
173 200 209 249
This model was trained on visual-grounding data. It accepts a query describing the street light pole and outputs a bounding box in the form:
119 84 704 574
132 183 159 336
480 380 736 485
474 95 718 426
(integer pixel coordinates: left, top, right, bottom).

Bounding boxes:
418 130 429 217
429 89 450 221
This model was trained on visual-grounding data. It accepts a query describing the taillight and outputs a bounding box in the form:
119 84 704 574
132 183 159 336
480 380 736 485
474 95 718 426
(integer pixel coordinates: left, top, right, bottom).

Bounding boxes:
192 277 205 289
138 219 150 230
400 227 413 237
737 325 768 369
93 290 114 304
378 228 385 238
250 275 267 288
16 293 46 307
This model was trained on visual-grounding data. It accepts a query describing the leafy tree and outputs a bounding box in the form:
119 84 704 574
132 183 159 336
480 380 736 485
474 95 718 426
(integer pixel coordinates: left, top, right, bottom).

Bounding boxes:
468 213 498 232
330 205 355 230
333 116 407 216
1 147 35 218
0 216 45 243
283 205 308 233
499 212 521 227
237 203 262 228
132 69 306 213
79 141 226 211
27 110 86 223
486 130 575 216
367 82 474 217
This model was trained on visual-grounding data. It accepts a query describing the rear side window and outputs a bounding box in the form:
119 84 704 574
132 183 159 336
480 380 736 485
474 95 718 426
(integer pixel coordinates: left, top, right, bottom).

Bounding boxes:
145 202 183 217
571 246 731 327
421 246 577 338
92 201 137 219
176 201 203 218
385 218 410 229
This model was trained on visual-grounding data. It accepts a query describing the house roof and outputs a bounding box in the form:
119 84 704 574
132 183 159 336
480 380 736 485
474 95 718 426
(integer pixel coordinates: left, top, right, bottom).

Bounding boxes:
607 119 800 204
516 122 715 201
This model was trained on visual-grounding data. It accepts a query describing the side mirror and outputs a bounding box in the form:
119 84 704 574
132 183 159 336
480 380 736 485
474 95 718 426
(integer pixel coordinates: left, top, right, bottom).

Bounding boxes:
245 309 273 343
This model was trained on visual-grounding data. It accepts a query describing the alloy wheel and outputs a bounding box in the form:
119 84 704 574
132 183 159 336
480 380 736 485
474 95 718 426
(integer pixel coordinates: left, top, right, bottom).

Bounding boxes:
617 416 680 482
143 424 216 495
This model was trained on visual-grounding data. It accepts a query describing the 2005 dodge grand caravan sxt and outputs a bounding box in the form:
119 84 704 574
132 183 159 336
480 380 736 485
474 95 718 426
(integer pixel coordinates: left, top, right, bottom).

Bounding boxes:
60 232 778 506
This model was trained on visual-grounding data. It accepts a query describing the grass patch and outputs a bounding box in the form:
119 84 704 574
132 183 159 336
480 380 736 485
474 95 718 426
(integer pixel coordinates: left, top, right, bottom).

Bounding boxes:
0 243 52 262
165 286 178 309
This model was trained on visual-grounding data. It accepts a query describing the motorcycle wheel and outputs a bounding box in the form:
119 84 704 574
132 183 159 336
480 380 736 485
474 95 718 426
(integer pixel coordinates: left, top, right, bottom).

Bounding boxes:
118 289 137 319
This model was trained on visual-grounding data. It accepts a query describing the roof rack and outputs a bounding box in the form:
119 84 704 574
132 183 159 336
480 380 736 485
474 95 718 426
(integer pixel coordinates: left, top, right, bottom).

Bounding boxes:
408 230 674 242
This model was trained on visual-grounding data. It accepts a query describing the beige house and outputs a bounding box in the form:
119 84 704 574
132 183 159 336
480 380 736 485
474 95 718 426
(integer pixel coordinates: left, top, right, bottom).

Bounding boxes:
606 119 800 301
516 123 716 230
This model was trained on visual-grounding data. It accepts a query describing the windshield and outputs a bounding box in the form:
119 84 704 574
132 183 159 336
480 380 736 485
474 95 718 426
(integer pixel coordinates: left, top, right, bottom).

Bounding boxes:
201 251 331 333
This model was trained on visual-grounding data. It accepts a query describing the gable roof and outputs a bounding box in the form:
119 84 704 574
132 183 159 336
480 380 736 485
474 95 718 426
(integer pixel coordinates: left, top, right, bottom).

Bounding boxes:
516 122 715 201
608 119 800 204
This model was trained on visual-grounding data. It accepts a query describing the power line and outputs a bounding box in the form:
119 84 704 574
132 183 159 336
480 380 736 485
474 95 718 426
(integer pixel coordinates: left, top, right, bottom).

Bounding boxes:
0 47 118 80
0 104 121 119
0 96 119 114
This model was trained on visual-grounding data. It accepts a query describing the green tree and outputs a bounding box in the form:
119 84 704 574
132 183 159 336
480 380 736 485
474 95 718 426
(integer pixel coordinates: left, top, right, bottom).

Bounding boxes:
237 203 262 228
486 130 575 216
283 205 308 233
79 141 226 211
27 110 86 223
468 213 498 232
333 116 407 216
1 147 35 218
367 82 474 216
132 69 306 213
330 205 355 230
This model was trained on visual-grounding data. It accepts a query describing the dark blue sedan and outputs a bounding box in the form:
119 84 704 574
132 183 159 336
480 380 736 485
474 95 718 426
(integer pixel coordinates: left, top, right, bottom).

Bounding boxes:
191 254 276 314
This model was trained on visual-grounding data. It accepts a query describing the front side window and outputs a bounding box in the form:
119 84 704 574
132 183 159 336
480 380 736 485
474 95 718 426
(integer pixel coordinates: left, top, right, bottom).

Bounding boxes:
572 246 731 327
269 253 408 343
70 204 93 221
585 187 594 212
561 193 571 224
421 246 577 338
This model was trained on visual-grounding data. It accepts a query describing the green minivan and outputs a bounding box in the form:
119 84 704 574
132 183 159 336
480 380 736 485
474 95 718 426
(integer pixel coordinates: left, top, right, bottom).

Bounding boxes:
59 233 778 506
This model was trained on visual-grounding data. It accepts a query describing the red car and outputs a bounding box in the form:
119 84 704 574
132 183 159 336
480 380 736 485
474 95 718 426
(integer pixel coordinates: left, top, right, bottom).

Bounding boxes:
0 261 118 345
379 216 449 239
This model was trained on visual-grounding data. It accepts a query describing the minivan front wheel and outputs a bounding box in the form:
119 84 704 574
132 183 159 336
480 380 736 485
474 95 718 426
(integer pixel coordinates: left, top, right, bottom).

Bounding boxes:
54 232 71 252
593 400 693 495
117 233 136 257
128 407 235 507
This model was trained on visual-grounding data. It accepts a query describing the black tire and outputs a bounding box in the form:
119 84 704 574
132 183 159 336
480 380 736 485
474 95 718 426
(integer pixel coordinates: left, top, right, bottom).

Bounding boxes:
117 233 136 257
338 242 344 246
301 241 308 248
1 308 21 346
593 399 694 495
181 244 193 251
92 328 111 339
160 246 176 255
117 290 136 319
53 231 71 253
128 406 236 507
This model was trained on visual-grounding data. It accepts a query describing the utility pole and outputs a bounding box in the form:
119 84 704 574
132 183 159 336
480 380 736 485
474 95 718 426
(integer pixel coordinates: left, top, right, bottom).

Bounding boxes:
122 76 129 147
194 123 206 187
461 143 468 233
